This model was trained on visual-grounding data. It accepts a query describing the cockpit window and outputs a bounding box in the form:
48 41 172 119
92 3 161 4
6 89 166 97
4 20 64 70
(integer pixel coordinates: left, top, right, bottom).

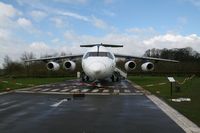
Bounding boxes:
84 52 114 59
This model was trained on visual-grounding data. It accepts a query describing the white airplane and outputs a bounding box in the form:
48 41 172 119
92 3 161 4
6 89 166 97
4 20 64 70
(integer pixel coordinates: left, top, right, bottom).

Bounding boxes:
25 43 179 82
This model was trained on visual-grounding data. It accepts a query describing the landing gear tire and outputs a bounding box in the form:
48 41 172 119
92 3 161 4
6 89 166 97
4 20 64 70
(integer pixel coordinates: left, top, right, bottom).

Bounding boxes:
111 75 120 82
111 75 115 82
81 72 89 82
116 77 119 82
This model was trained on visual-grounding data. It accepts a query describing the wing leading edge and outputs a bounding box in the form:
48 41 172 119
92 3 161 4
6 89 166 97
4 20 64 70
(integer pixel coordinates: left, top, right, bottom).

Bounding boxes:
114 53 179 63
24 54 83 62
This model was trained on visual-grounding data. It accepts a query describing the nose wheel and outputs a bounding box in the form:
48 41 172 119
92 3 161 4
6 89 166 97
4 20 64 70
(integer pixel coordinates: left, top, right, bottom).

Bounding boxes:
81 72 90 82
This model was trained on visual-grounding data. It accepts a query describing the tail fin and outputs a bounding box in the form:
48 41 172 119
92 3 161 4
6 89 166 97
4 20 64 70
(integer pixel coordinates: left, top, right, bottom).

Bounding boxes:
80 43 123 48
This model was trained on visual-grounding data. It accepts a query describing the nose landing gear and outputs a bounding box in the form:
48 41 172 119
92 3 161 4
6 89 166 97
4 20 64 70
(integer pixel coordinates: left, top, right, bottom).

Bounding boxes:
81 72 90 82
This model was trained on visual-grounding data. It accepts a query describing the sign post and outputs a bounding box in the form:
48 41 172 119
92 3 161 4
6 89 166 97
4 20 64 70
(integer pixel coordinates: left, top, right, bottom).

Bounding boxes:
167 77 176 97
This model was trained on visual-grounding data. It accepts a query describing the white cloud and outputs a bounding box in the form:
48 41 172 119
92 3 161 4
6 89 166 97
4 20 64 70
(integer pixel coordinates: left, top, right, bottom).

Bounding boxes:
102 10 116 17
0 2 21 29
29 42 49 50
17 18 40 34
2 31 200 68
143 34 200 50
50 17 66 28
104 0 114 4
51 38 60 43
54 0 88 4
184 0 200 7
126 27 156 34
91 16 108 29
57 10 113 30
0 29 11 40
64 31 80 42
0 2 19 18
30 10 47 22
17 18 32 27
57 10 89 21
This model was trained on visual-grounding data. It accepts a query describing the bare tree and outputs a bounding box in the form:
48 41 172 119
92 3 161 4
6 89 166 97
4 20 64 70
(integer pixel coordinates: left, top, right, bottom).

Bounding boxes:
20 52 35 76
3 55 12 70
20 52 35 61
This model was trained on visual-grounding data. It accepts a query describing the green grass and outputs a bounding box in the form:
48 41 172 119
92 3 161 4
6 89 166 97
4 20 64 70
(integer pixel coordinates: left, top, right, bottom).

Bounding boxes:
128 76 200 126
0 77 75 91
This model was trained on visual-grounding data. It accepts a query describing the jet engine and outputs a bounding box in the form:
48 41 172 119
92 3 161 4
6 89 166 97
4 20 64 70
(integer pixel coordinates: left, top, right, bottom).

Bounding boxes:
63 60 76 71
46 61 60 71
125 61 136 71
141 62 154 71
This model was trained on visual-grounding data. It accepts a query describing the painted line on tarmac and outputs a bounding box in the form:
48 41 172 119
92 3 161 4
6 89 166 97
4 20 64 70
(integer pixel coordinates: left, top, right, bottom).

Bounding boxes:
103 89 109 93
0 91 13 95
71 89 80 93
61 89 70 92
41 88 50 92
114 89 120 93
91 89 99 93
51 89 60 92
51 99 68 107
0 101 29 112
15 90 144 96
81 89 89 93
124 89 131 93
0 100 16 106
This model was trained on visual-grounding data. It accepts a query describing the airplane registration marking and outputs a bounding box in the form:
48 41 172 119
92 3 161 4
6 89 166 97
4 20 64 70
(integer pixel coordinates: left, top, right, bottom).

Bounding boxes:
92 89 99 93
103 89 109 93
124 89 131 93
81 89 89 93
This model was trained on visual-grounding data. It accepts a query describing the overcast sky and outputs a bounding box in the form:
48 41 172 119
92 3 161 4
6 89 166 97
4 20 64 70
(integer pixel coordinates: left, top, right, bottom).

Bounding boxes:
1 0 200 68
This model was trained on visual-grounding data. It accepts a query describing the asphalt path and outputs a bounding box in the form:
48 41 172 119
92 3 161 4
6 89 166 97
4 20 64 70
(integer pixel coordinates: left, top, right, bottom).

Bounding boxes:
0 92 185 133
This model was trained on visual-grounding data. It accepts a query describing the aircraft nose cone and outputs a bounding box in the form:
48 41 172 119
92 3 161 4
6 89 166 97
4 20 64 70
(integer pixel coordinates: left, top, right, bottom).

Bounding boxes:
89 63 105 78
90 63 102 74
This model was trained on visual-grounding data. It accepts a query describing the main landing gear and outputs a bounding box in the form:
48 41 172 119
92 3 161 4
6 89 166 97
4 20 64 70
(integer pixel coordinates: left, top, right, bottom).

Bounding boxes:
111 71 121 82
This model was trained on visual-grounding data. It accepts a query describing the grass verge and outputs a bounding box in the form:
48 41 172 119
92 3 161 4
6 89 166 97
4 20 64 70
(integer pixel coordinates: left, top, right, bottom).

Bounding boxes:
128 76 200 127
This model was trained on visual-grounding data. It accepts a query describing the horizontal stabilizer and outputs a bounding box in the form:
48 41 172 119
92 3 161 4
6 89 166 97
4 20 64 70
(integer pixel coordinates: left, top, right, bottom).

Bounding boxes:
80 43 123 48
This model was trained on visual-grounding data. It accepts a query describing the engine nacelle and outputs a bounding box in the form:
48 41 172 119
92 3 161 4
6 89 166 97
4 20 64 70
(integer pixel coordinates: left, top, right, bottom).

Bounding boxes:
125 61 136 71
141 62 154 71
63 60 76 71
46 61 60 71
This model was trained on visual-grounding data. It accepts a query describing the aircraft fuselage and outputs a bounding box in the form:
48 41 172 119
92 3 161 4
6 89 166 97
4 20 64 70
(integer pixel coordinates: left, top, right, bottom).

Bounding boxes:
82 46 116 80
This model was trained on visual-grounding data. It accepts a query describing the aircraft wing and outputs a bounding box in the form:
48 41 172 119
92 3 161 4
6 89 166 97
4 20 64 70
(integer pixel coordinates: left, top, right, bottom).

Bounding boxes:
114 53 179 63
24 54 83 62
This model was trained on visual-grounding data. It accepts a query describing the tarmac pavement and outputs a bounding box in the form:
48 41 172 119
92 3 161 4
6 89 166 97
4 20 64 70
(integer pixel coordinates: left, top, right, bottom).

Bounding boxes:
0 79 185 133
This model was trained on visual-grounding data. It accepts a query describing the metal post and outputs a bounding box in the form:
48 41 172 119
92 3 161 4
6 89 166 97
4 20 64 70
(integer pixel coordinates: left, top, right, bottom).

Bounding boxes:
170 82 173 97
